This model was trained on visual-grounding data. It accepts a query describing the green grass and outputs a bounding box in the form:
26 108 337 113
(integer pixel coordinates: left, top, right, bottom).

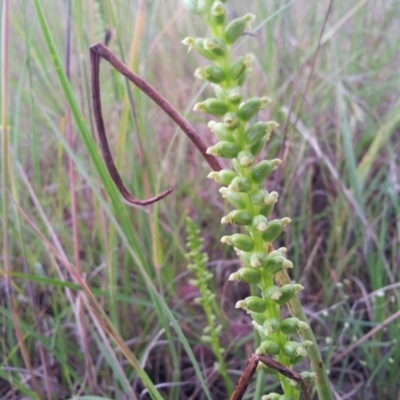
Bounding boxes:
1 0 399 399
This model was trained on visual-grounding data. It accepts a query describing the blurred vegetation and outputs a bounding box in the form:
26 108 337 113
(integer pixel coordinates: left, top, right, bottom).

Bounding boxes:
0 0 399 399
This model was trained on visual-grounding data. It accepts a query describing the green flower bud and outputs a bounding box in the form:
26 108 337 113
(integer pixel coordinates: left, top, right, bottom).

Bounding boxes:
261 394 281 400
229 267 261 284
182 37 217 60
194 98 229 116
245 122 270 145
282 341 298 358
211 1 226 26
250 190 266 205
181 0 205 14
262 217 291 242
262 219 283 242
237 296 267 313
252 215 269 232
293 283 305 293
222 234 254 252
231 234 254 251
220 235 232 245
194 65 226 83
208 121 234 141
189 278 199 286
237 97 272 122
251 312 266 325
266 120 280 131
260 192 279 216
264 285 282 301
300 371 318 384
207 141 240 158
271 158 282 171
296 344 307 357
237 250 251 265
276 284 295 305
207 171 219 182
265 191 279 205
223 112 240 129
227 87 242 104
263 317 280 334
228 176 252 192
250 136 267 156
280 318 301 334
203 326 212 334
203 37 227 57
254 321 267 337
200 335 213 343
229 54 254 80
302 340 313 349
229 57 245 77
264 254 286 274
250 251 268 268
298 321 310 330
215 324 223 334
204 272 213 281
237 151 254 167
237 71 247 87
181 36 196 50
277 247 288 255
266 248 281 257
251 159 282 183
218 186 228 195
207 169 237 185
221 210 252 225
194 297 204 305
223 190 246 209
256 339 280 356
225 14 255 44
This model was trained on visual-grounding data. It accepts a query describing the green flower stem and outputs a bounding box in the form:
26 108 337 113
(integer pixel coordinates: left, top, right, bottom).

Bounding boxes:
203 292 233 393
257 272 298 398
275 270 334 400
182 1 334 399
186 218 233 394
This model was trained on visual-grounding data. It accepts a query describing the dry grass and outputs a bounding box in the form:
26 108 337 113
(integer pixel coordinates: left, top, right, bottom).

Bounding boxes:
1 0 399 399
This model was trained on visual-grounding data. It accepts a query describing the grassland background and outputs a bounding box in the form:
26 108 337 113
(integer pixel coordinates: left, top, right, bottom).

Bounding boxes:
1 0 399 399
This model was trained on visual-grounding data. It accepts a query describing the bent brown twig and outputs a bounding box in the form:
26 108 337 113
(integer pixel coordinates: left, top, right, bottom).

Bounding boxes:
90 42 222 205
230 354 311 400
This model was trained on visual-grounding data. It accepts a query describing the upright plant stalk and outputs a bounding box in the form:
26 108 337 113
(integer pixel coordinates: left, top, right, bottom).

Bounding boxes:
186 218 233 394
2 1 42 397
181 1 334 399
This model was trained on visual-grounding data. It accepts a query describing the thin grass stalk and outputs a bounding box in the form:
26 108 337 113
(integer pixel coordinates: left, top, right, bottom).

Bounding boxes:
1 1 42 398
282 107 396 287
64 0 81 276
115 0 144 169
16 198 165 400
89 306 139 399
32 2 213 396
104 0 148 168
90 1 122 332
8 62 53 400
21 0 41 190
64 0 96 391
